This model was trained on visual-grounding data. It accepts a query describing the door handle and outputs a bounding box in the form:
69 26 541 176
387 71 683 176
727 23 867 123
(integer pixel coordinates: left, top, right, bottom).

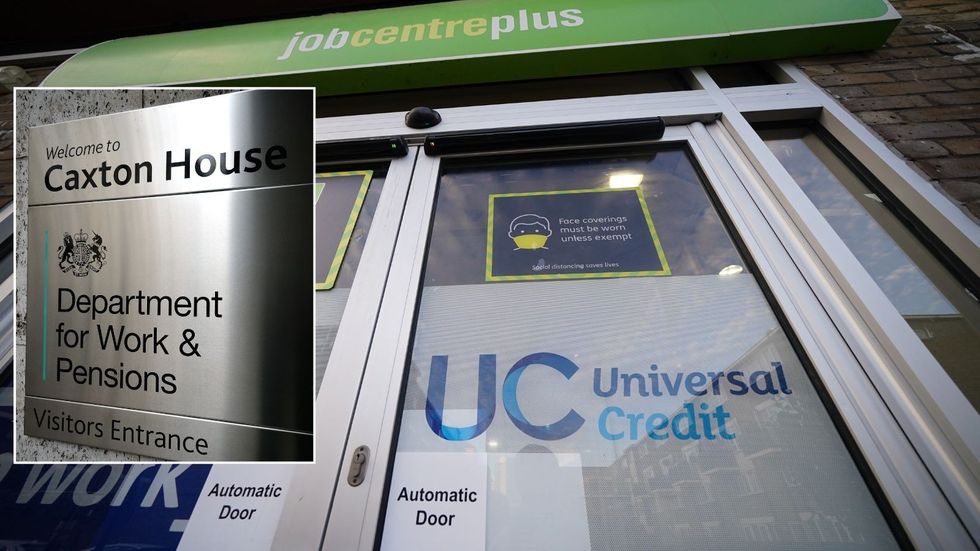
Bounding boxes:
347 445 370 487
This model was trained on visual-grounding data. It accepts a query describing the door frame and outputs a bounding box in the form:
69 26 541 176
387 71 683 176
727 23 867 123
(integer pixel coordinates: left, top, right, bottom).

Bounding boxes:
272 151 420 550
299 67 979 549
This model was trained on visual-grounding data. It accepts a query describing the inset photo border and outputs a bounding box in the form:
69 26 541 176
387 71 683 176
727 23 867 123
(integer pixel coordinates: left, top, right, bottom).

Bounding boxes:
13 87 316 463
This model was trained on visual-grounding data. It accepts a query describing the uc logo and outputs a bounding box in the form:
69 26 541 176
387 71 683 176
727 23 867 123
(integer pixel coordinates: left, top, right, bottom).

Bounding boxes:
425 352 585 441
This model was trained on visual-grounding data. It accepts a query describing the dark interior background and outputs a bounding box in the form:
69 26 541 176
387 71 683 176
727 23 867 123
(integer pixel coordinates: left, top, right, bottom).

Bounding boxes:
3 1 449 56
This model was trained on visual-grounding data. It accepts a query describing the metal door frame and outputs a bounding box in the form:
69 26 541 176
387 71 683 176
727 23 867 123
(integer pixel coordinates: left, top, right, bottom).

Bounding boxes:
293 66 979 550
273 151 419 550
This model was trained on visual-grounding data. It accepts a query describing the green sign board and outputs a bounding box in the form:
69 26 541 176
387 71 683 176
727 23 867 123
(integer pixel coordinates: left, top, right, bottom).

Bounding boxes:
44 0 899 94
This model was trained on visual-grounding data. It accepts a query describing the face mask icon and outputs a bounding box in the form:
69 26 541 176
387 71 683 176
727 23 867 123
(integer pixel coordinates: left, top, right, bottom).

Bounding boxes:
509 214 552 250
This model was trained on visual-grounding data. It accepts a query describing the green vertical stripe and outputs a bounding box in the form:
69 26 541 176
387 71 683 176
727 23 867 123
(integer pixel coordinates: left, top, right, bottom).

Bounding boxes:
315 171 373 291
42 230 49 381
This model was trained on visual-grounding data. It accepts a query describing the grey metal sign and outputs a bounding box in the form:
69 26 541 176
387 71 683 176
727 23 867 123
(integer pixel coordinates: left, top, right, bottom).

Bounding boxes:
27 90 313 206
24 90 314 461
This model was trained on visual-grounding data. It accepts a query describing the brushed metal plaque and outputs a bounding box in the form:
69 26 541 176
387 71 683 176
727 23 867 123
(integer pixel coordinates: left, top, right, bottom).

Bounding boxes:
24 90 314 461
28 89 312 206
26 186 313 434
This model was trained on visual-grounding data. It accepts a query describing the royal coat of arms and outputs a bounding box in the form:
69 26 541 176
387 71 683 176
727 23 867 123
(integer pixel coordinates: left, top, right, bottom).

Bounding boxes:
58 229 107 277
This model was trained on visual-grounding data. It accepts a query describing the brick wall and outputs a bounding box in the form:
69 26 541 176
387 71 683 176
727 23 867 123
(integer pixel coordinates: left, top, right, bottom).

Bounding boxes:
797 0 980 220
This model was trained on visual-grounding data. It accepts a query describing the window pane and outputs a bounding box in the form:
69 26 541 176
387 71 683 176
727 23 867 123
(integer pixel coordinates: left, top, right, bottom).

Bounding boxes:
423 148 745 286
379 146 898 550
759 126 980 409
314 168 385 392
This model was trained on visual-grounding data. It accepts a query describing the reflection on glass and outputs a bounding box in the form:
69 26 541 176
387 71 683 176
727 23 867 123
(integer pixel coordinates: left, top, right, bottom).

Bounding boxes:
314 169 385 393
380 147 899 550
759 126 980 409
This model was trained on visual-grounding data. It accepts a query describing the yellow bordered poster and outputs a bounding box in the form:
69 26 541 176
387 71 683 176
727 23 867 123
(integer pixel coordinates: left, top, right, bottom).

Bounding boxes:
486 188 670 282
315 170 372 290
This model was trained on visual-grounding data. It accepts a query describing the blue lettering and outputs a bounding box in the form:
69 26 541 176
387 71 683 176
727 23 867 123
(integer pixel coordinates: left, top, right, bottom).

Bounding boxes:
621 372 648 397
503 352 584 440
598 406 625 440
647 364 663 396
685 372 707 396
645 413 669 440
699 402 715 439
749 371 778 395
670 403 700 440
626 412 644 440
774 362 793 394
662 372 683 395
425 354 496 441
715 405 735 440
593 367 618 397
727 371 748 395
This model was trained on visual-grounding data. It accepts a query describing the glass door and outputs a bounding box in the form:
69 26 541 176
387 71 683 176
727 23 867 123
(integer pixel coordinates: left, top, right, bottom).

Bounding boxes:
314 167 389 391
323 124 906 550
273 151 419 550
